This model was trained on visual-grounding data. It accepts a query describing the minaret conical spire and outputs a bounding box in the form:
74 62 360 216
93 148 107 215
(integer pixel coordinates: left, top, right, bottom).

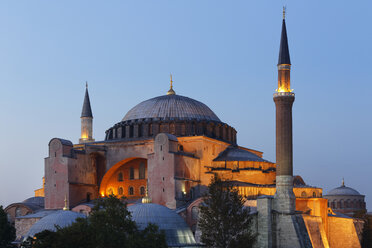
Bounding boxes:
278 7 291 66
79 82 95 144
81 82 93 118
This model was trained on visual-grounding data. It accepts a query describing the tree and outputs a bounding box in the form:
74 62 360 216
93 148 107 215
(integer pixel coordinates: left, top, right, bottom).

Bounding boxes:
22 195 167 248
354 210 372 248
199 174 256 248
0 205 16 248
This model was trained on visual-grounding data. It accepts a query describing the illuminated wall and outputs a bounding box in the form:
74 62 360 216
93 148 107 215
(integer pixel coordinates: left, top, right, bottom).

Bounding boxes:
100 158 147 199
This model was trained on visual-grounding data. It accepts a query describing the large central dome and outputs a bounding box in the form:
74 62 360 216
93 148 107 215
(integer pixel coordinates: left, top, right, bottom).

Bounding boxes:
122 94 221 122
105 91 236 145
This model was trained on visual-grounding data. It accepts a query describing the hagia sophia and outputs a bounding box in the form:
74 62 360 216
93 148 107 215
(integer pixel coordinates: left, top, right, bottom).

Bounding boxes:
4 11 367 248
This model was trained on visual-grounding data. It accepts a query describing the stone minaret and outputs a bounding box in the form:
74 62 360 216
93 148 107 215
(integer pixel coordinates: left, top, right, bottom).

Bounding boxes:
273 11 295 214
79 83 95 144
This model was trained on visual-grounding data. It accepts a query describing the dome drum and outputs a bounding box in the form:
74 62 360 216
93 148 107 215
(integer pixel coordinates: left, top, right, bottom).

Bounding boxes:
105 118 237 145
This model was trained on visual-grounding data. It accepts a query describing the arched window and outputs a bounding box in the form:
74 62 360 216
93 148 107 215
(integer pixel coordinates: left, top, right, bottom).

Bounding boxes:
86 192 91 202
352 200 357 208
129 187 134 195
129 126 134 137
139 163 145 179
130 168 134 180
191 206 199 220
140 186 145 195
149 124 153 136
170 123 176 134
15 207 22 217
108 188 113 195
118 187 123 195
301 191 307 198
118 172 123 182
312 192 316 198
331 202 335 208
138 124 142 137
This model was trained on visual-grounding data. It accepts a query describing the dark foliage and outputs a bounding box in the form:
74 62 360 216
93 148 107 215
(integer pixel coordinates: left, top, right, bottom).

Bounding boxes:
354 210 372 248
21 195 167 248
199 175 256 248
0 205 16 248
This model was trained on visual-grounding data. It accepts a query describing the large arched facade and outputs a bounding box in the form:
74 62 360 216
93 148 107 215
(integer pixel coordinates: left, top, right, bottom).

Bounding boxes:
99 157 147 199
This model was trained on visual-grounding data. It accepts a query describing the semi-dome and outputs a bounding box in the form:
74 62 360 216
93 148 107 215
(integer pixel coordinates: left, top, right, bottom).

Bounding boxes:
22 197 44 208
326 185 361 196
128 203 197 247
25 210 85 238
123 94 221 122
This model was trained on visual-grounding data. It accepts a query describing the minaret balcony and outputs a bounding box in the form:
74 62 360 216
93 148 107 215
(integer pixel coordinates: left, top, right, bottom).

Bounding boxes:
274 92 295 97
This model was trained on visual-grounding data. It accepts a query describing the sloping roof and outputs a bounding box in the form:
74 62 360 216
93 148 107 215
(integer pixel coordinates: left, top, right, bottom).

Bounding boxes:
278 19 291 65
81 87 93 118
17 210 58 219
122 94 221 122
213 146 271 163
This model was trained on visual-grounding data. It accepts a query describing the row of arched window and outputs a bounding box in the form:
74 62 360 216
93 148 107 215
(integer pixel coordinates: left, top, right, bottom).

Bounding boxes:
113 186 146 196
328 199 364 209
117 163 146 181
106 121 237 145
300 191 322 198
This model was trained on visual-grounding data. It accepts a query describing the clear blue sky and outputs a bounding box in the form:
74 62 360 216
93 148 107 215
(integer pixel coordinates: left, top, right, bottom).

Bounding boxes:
1 1 371 210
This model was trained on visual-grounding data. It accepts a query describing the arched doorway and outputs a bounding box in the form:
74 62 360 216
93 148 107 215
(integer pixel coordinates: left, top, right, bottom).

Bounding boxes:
99 158 147 199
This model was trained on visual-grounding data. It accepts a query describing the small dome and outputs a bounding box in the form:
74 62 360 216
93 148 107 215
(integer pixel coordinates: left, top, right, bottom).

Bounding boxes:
25 210 85 238
128 203 197 247
327 185 361 196
22 197 44 208
123 94 221 122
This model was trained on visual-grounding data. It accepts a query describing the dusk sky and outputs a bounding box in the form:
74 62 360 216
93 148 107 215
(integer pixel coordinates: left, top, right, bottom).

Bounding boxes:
1 1 371 210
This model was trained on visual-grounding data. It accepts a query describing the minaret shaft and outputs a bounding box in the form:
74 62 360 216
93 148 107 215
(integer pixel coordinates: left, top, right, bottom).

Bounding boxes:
275 95 294 176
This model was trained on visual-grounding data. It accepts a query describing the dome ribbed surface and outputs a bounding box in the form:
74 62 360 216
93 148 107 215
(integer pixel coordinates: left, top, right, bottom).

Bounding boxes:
22 197 44 207
327 186 361 196
122 94 221 122
128 203 197 247
25 210 85 238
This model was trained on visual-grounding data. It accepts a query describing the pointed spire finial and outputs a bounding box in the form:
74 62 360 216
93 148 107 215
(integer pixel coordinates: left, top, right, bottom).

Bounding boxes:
81 83 93 118
278 9 291 65
166 73 176 95
63 195 69 211
142 179 152 204
342 177 345 187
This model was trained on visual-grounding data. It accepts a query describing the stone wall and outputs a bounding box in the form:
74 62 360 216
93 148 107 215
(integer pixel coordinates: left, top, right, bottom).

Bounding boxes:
328 216 362 248
15 217 40 240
